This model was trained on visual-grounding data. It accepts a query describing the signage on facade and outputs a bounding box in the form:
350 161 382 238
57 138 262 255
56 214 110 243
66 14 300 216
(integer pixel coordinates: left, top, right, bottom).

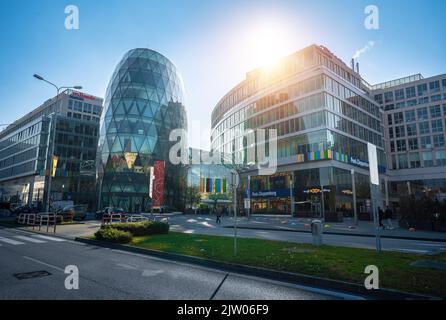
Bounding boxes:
152 160 165 207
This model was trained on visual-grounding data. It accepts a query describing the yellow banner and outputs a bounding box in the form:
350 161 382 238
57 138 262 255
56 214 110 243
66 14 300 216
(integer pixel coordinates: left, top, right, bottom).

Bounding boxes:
52 156 59 177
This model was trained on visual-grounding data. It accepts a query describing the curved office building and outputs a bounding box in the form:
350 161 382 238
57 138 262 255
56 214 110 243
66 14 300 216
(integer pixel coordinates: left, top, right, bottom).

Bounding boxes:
97 48 187 212
210 45 386 219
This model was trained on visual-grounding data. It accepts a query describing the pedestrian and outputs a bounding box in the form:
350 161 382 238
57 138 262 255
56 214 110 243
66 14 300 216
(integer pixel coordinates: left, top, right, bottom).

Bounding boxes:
385 206 393 229
378 207 385 229
216 208 222 225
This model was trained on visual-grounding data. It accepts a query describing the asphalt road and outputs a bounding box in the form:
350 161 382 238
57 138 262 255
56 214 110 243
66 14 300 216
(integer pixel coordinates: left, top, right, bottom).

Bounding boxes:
0 226 361 300
168 215 446 255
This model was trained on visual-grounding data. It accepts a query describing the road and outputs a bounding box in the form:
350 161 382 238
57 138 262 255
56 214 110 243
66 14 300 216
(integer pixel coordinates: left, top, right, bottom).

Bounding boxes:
0 226 362 300
168 215 446 255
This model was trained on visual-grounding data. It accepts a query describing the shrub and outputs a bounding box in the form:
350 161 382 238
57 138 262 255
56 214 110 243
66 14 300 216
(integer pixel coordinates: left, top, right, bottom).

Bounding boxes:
95 226 133 243
108 221 169 236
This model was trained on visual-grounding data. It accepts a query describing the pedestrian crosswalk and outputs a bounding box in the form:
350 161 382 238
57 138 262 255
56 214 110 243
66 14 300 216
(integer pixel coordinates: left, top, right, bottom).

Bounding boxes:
0 234 65 246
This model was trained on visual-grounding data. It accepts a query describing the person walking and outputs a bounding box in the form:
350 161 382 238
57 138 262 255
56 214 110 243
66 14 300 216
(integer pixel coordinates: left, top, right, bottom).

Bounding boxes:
216 208 222 225
378 207 385 229
385 206 393 230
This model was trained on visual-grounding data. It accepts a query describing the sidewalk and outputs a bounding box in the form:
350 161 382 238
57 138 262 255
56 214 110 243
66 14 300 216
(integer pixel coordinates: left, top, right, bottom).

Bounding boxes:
223 216 446 242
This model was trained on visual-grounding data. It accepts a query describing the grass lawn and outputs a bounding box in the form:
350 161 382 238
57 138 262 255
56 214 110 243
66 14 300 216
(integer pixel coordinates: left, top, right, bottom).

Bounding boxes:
131 232 446 298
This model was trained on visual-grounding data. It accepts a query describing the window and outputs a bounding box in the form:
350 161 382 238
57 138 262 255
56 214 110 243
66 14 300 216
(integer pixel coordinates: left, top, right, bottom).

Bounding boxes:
409 153 421 168
432 119 443 133
422 152 434 167
406 87 416 98
408 138 418 150
395 89 405 101
394 112 404 124
397 139 406 152
395 125 405 138
420 136 432 149
405 110 416 122
436 150 446 166
384 91 394 103
387 114 393 125
430 81 440 93
417 83 428 96
431 94 442 102
433 134 445 147
407 99 417 107
374 94 383 104
73 101 83 112
407 123 417 136
385 104 394 111
430 105 441 118
388 127 394 139
390 141 395 152
418 121 430 134
68 100 74 110
398 154 408 169
396 102 406 109
442 79 446 89
417 107 428 120
418 97 429 104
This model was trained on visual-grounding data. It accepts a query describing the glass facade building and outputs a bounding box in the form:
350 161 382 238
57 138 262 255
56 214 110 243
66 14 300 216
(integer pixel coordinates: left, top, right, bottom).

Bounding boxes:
0 90 103 210
97 48 188 212
372 73 446 209
210 45 386 219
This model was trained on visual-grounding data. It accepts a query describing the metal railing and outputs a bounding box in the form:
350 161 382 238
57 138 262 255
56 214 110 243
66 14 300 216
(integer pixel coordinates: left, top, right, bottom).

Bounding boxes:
17 212 57 233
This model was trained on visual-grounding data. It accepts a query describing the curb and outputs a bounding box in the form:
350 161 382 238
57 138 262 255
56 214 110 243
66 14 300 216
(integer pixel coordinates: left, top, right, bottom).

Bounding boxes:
223 225 446 243
0 221 79 241
74 237 439 300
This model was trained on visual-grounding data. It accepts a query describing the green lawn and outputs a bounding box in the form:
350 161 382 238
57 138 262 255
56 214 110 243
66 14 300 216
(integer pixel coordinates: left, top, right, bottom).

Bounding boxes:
131 232 446 298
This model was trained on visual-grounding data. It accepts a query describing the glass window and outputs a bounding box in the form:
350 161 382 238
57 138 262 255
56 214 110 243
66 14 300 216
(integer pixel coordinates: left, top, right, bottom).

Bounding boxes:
388 127 394 139
433 134 445 147
429 80 440 93
374 94 383 104
432 119 443 133
384 91 394 103
395 125 405 138
408 138 418 150
417 83 428 96
430 105 441 118
442 79 446 89
409 152 421 168
420 136 432 149
395 89 405 101
406 99 417 107
387 114 393 125
397 139 406 152
418 121 430 134
398 154 408 169
406 87 416 98
394 112 404 124
417 107 428 120
422 152 433 167
431 94 442 102
407 123 417 136
436 150 446 166
390 141 395 152
405 110 416 122
418 97 429 105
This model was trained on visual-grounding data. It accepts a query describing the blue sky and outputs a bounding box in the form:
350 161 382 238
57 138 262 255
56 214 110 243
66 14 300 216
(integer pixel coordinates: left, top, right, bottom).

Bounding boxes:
0 0 445 148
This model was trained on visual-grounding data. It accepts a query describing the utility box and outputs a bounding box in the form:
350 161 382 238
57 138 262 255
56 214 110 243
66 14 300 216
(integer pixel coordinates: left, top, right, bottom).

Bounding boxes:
311 220 323 246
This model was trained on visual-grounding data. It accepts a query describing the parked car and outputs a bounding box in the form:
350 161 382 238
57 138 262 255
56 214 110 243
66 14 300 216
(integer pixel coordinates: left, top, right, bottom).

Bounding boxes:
13 204 39 214
96 207 125 220
59 205 87 221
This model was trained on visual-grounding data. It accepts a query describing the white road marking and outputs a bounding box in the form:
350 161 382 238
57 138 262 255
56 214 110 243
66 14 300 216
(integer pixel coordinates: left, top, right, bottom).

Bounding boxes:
22 256 65 272
31 234 66 242
0 237 25 245
14 235 46 243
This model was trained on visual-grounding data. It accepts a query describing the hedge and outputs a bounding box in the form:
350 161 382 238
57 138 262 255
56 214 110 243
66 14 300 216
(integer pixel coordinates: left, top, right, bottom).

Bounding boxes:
95 227 133 244
107 221 169 236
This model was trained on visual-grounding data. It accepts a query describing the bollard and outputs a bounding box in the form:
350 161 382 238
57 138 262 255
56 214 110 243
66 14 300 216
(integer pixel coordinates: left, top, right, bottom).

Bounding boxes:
311 219 323 246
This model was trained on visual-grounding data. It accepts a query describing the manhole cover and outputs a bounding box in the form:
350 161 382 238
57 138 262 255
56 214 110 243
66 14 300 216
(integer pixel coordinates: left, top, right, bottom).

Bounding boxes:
14 270 52 280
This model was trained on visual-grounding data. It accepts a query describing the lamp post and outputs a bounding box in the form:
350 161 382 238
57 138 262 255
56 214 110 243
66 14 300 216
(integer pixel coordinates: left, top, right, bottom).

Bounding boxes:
33 74 82 212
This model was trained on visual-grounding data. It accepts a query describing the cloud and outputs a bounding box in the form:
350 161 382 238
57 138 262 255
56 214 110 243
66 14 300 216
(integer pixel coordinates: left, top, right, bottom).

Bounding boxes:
353 41 375 59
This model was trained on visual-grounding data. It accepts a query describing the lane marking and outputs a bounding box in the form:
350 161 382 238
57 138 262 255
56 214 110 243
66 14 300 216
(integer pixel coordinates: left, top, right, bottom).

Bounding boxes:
22 256 65 272
14 235 46 244
210 273 229 300
31 234 66 242
0 237 25 245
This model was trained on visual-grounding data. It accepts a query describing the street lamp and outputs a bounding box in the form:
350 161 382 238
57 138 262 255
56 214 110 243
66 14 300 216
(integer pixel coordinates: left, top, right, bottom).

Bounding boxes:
33 74 82 212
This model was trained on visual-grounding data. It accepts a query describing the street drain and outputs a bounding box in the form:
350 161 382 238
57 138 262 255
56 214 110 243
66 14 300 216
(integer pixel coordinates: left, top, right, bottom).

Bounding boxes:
14 270 52 280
